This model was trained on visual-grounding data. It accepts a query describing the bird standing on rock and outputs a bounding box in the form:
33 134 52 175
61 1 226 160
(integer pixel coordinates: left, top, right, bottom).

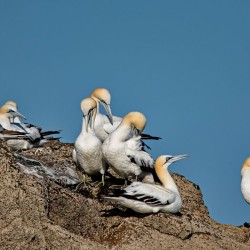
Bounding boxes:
73 97 108 186
102 111 155 185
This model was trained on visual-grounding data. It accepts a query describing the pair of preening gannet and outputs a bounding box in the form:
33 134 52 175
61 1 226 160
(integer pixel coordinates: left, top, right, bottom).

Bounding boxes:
0 101 60 150
74 88 188 214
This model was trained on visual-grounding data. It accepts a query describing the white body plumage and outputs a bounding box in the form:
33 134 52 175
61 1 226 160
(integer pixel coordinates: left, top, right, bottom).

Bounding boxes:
103 154 188 214
241 158 250 204
102 112 154 182
74 97 107 178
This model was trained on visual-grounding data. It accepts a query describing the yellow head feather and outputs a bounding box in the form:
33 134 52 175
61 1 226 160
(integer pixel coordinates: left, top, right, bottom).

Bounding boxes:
4 101 18 110
80 97 97 116
90 88 111 105
122 112 147 131
242 157 250 170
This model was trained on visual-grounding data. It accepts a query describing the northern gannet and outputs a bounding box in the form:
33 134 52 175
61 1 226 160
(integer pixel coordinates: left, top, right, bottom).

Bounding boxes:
73 97 107 185
102 111 155 184
0 103 26 131
102 154 188 214
241 158 250 204
4 100 22 123
0 101 60 150
90 88 161 144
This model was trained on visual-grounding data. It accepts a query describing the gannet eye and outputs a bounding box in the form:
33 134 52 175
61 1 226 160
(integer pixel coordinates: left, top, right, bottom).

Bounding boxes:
165 157 173 162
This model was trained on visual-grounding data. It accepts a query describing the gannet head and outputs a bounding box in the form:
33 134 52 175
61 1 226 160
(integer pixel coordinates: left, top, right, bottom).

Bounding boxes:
241 157 250 175
122 112 147 133
155 154 188 187
4 101 18 111
80 97 97 131
155 154 188 170
90 88 113 125
0 103 26 120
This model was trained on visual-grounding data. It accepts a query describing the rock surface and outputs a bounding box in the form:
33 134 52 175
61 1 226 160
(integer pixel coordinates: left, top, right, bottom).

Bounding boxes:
0 140 249 249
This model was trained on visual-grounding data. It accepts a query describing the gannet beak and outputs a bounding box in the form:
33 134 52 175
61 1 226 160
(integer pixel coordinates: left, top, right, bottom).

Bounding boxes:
9 110 26 120
88 109 94 129
169 154 188 163
103 103 113 125
84 109 94 132
84 114 89 132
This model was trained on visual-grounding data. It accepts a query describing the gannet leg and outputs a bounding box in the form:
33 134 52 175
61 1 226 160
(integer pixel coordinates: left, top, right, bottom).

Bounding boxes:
102 174 105 186
75 171 87 191
94 174 105 188
124 179 128 187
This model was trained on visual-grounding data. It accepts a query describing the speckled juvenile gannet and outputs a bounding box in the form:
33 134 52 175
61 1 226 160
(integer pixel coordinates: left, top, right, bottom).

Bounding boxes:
103 154 188 214
73 97 107 185
90 88 161 145
241 158 250 204
0 101 60 150
102 111 155 184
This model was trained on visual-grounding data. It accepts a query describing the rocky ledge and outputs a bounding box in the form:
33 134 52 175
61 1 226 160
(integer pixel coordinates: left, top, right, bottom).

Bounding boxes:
0 140 249 249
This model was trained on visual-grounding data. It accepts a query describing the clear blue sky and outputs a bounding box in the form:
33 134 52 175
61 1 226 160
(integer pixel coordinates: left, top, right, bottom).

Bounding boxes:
1 1 249 225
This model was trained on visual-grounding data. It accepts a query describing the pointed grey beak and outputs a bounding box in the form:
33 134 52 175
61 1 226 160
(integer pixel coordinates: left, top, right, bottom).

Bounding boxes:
88 109 94 129
9 110 26 120
84 109 94 132
103 103 113 125
84 115 90 132
169 154 188 163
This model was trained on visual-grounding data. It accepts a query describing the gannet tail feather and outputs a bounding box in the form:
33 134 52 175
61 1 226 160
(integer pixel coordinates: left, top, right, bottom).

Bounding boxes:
40 130 61 136
141 133 162 140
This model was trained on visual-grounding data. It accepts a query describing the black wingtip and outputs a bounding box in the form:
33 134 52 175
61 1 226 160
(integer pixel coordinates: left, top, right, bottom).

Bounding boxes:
141 133 162 140
41 130 61 136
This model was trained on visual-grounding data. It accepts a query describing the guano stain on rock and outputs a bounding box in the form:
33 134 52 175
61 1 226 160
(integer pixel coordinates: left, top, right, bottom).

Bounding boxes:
0 140 250 249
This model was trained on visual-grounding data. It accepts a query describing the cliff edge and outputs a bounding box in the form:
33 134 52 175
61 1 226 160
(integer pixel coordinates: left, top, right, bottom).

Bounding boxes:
0 141 249 249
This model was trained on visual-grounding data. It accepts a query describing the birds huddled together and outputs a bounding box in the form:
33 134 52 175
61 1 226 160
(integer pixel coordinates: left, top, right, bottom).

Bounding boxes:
1 87 250 215
73 88 188 214
0 100 60 150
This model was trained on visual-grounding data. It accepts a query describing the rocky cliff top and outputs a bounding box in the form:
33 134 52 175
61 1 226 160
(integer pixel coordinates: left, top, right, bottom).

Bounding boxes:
0 140 249 249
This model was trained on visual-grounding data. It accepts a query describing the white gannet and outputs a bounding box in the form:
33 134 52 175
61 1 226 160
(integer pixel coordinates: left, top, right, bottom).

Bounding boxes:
102 154 188 214
73 97 107 185
0 101 60 150
241 157 250 204
90 88 119 142
102 111 155 184
90 88 161 145
4 100 22 123
0 103 26 131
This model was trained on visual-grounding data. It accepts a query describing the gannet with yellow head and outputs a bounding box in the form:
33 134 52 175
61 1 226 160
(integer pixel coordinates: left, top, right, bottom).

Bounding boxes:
0 101 60 150
4 100 22 123
102 111 154 184
102 154 188 213
73 97 107 185
0 103 27 140
90 88 161 145
241 158 250 204
0 102 26 130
